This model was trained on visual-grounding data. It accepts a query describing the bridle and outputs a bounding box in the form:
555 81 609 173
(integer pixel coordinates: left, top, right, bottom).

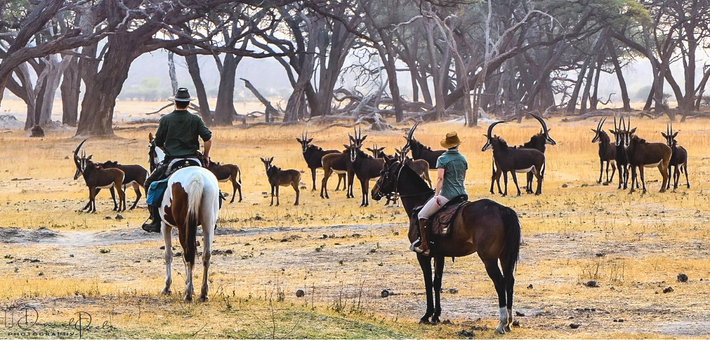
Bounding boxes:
378 161 434 199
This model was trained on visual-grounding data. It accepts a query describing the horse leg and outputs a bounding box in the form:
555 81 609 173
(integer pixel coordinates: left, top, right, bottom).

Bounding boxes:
482 258 508 334
431 256 445 324
199 215 215 302
417 255 435 324
162 224 173 295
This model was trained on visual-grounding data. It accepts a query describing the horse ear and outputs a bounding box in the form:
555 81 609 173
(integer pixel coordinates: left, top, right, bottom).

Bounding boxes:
149 132 154 141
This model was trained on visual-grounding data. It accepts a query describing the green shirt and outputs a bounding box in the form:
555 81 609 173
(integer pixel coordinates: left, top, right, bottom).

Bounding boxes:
436 149 468 200
154 110 212 157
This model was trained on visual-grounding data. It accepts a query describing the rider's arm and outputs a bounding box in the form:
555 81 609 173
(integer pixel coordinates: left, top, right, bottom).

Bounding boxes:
203 139 212 165
435 168 445 199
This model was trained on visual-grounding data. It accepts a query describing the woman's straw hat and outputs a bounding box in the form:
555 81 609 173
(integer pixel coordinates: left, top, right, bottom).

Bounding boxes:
440 131 462 149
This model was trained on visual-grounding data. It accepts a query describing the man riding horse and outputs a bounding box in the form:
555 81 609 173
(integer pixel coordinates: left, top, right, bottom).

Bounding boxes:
142 87 213 233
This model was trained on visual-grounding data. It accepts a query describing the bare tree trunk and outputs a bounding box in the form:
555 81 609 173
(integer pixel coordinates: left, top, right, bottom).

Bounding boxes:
607 39 631 111
241 78 278 122
213 53 241 126
61 54 80 126
566 58 589 114
168 52 178 95
185 53 212 125
425 17 445 120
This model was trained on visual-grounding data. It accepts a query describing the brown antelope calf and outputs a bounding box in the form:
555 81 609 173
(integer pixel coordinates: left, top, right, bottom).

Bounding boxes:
320 147 354 199
399 145 432 187
297 132 346 191
207 160 243 203
73 140 126 213
260 157 301 206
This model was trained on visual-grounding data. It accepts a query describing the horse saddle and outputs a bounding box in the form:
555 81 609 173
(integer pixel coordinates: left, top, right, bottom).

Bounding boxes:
431 195 470 236
166 158 202 176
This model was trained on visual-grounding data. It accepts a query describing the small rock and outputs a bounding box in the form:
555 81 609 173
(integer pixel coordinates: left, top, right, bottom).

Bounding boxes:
322 234 328 239
570 323 580 329
254 215 263 221
175 252 182 257
663 286 674 293
527 284 534 289
115 214 124 220
562 184 569 188
677 273 688 282
105 216 112 220
449 288 458 294
296 289 305 297
613 318 625 322
516 311 525 317
584 280 599 287
381 289 392 298
595 252 605 257
457 329 474 337
512 320 520 327
160 246 166 250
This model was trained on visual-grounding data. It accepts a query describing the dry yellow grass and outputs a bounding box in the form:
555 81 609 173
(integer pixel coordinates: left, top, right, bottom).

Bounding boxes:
1 108 710 338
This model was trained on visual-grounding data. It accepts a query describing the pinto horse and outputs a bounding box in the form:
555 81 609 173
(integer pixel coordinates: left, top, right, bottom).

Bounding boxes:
371 158 521 334
148 134 220 302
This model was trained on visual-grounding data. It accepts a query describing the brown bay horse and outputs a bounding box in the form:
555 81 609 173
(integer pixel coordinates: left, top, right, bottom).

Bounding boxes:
371 158 521 334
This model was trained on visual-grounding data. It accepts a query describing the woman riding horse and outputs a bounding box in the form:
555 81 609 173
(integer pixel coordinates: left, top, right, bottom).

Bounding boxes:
413 132 468 255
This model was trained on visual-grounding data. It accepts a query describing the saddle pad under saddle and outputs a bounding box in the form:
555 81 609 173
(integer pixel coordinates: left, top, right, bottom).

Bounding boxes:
146 178 170 206
431 198 470 237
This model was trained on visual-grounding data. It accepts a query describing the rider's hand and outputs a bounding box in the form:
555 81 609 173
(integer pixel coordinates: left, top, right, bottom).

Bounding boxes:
204 156 210 167
435 196 441 206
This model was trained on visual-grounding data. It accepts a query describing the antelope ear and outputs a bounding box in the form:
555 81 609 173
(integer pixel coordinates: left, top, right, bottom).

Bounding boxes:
673 132 679 137
630 127 637 134
361 135 368 142
307 138 313 144
87 155 93 160
343 144 349 149
366 148 374 152
296 138 303 143
661 132 668 138
591 128 597 133
269 157 274 162
608 129 615 134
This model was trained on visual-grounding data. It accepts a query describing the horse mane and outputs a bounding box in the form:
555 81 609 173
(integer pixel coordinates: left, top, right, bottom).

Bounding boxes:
401 162 430 191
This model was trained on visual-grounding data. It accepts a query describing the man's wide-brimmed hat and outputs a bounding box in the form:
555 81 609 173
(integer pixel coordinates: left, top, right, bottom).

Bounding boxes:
172 87 192 102
440 131 462 149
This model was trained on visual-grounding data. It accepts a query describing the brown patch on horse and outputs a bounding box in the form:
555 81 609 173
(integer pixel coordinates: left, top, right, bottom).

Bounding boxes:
163 183 195 262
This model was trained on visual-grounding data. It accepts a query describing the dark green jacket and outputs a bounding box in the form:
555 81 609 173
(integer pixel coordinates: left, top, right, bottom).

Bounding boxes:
154 110 212 157
436 149 468 200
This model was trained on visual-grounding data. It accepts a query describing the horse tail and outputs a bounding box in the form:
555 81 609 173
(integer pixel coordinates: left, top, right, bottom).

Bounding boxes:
184 173 204 264
499 205 521 279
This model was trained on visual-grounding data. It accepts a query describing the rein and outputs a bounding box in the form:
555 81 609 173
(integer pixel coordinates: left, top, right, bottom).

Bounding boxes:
391 161 434 198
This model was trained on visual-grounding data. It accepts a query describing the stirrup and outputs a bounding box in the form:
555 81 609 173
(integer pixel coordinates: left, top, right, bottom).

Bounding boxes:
413 245 430 256
410 238 421 252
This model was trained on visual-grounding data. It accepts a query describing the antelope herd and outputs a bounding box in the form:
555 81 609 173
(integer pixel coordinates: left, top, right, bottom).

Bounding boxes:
71 114 690 213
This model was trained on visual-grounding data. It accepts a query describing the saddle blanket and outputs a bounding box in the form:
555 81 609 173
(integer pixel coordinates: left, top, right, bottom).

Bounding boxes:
146 178 169 206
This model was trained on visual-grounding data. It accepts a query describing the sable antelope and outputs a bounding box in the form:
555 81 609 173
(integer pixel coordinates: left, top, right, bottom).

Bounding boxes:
73 140 126 213
608 115 631 189
591 117 616 185
367 144 399 205
398 146 433 187
261 157 301 206
620 115 672 194
404 122 445 169
148 136 220 302
483 121 545 196
349 128 384 207
96 161 148 210
661 123 689 190
320 146 355 199
297 132 347 191
371 158 521 333
520 114 556 193
206 160 243 203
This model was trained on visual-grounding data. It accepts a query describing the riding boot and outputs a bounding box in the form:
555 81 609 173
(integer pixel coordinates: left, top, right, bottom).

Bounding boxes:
141 205 162 233
414 218 430 256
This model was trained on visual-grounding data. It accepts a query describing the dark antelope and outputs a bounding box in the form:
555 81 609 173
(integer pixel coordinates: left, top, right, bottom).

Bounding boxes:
371 158 521 334
73 140 126 213
398 146 432 187
206 160 243 203
520 114 556 193
148 134 220 302
621 115 672 194
608 115 631 189
661 123 689 190
591 117 616 185
297 132 346 191
261 157 301 206
367 144 398 205
348 128 384 207
404 122 445 169
320 146 355 199
97 161 148 210
483 121 545 196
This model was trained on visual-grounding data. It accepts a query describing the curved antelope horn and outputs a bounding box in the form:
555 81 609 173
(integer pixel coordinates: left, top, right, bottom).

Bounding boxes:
486 121 505 138
598 117 606 130
613 114 618 130
627 114 631 131
530 113 549 135
74 139 87 160
407 122 420 141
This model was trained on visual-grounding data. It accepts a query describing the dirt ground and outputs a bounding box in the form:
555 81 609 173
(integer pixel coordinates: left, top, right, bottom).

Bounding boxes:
1 108 710 338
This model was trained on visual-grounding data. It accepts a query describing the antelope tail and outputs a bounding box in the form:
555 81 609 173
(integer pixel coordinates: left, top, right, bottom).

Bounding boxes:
237 168 242 186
